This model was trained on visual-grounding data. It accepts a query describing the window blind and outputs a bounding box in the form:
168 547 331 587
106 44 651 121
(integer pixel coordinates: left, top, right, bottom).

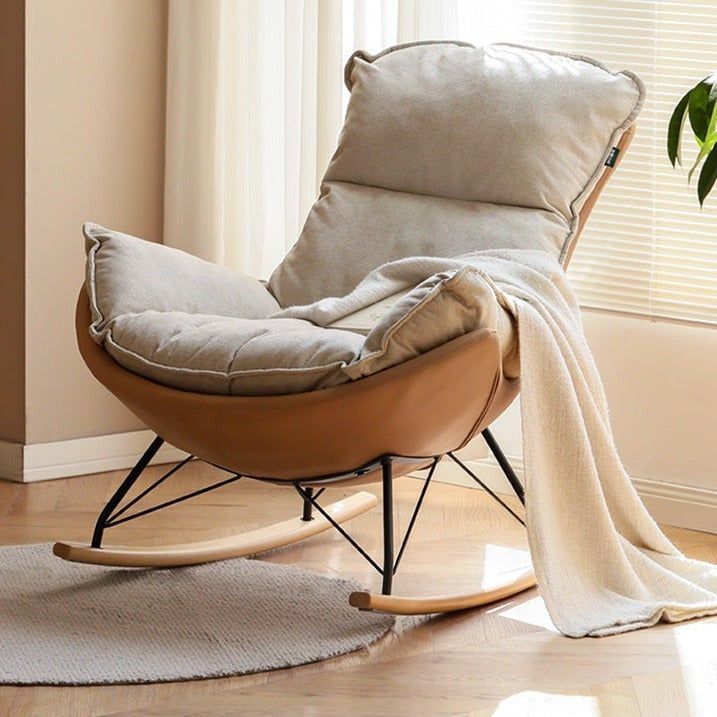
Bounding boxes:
343 0 717 325
508 0 717 325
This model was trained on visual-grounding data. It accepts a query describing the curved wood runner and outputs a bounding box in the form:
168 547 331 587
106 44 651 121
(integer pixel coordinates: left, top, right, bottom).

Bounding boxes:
349 567 536 615
53 492 378 568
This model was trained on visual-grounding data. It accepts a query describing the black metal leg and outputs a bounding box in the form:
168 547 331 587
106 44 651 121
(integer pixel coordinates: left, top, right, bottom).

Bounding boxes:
447 451 525 526
381 458 394 595
91 435 165 548
393 457 439 575
301 487 314 521
481 428 525 505
294 484 383 573
294 458 436 589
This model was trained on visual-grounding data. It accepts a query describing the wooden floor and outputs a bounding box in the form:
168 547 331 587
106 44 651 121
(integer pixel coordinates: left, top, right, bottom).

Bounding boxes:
1 461 715 716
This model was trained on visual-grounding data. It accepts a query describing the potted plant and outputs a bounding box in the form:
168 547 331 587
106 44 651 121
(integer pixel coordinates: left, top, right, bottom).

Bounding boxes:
668 74 717 206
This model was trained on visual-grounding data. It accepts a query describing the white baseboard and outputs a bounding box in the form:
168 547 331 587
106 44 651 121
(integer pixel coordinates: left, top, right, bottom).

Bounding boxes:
0 430 189 484
631 477 717 537
2 433 715 534
431 454 526 496
427 456 717 535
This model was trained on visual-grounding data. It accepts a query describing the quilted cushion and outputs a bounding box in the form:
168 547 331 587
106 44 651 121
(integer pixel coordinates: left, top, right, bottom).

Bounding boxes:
83 42 645 395
104 311 363 396
268 42 644 307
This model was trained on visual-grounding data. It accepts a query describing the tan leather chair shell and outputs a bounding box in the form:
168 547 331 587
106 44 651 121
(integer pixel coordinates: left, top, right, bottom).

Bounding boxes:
77 295 517 481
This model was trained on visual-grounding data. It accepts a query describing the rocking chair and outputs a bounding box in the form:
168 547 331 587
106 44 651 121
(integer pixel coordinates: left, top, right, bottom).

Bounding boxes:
54 42 641 615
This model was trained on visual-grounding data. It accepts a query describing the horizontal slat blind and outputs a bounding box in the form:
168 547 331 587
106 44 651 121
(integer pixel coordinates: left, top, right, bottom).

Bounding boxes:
512 0 717 324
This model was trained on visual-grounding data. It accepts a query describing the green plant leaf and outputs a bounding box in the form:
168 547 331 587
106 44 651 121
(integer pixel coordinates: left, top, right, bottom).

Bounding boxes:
668 90 690 167
707 93 717 139
688 75 717 142
697 142 717 206
687 129 717 183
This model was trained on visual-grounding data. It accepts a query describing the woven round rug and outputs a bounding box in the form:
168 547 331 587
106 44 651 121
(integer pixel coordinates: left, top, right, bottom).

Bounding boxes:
0 543 394 685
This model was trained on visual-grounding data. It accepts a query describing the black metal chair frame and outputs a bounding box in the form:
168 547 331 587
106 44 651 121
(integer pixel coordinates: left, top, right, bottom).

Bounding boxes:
89 428 525 599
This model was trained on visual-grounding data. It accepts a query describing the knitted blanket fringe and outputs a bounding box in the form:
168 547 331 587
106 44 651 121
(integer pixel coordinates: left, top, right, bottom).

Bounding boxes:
277 249 717 637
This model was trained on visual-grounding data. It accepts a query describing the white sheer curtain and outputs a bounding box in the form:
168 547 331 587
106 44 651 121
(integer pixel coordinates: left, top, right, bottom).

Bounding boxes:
164 0 340 277
164 0 511 278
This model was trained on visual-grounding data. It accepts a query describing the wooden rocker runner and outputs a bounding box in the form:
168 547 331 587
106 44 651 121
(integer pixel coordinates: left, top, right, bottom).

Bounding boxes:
54 42 638 616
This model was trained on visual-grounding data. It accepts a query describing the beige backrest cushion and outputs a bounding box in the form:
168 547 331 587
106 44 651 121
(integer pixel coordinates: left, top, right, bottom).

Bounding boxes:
269 42 644 307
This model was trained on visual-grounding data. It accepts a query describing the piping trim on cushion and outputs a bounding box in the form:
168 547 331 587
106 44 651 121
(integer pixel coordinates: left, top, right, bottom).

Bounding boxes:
83 222 110 345
343 40 475 90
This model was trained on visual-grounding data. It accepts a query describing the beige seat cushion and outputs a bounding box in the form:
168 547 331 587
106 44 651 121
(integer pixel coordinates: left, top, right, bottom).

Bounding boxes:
104 311 363 396
84 222 512 395
98 267 511 396
268 42 643 307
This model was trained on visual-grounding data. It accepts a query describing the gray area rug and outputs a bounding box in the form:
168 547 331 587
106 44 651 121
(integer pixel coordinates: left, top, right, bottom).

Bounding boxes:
0 543 395 685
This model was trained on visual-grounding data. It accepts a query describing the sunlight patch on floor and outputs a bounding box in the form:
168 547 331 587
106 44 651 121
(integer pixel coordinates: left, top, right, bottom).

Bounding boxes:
491 595 559 632
491 690 601 717
479 543 532 588
673 622 717 716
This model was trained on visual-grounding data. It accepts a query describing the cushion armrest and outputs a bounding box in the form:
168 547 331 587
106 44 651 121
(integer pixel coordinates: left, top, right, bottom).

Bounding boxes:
84 223 279 342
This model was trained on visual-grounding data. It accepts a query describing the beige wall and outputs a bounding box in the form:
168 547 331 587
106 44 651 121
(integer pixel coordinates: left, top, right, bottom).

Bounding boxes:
0 1 26 444
487 311 717 493
24 0 167 443
583 312 717 492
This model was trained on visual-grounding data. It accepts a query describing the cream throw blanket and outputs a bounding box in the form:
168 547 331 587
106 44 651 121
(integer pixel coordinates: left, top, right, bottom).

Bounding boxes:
277 249 717 637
